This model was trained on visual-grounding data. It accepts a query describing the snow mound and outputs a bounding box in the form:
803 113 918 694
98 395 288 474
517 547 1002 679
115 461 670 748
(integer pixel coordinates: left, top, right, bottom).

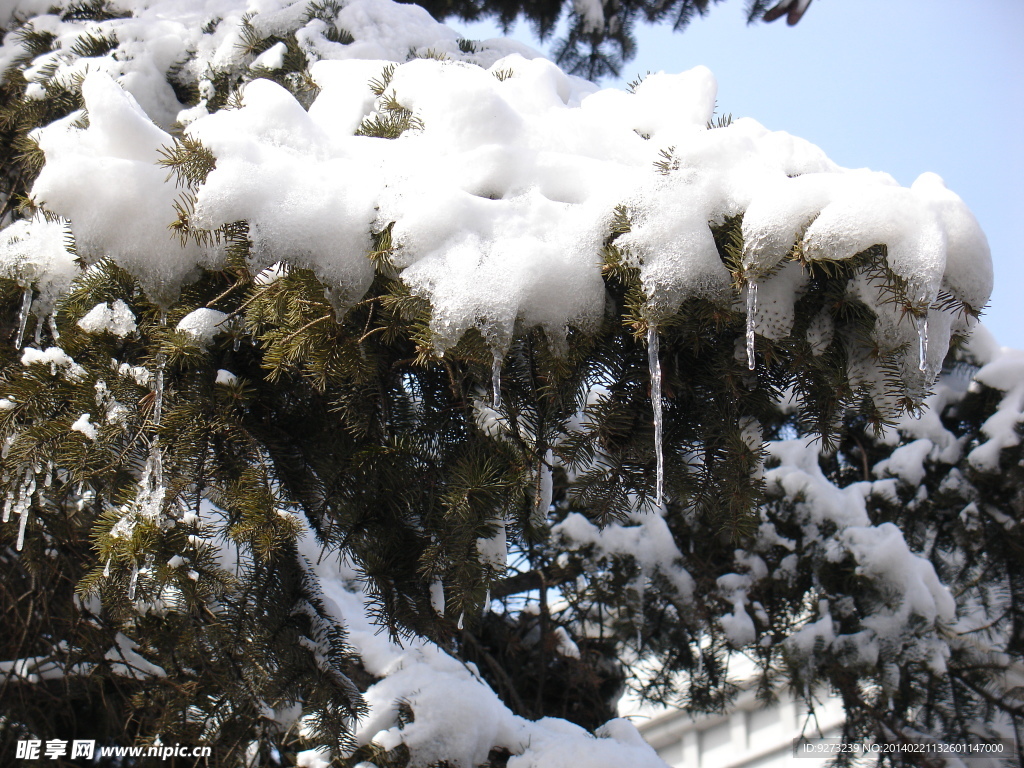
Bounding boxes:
0 0 989 382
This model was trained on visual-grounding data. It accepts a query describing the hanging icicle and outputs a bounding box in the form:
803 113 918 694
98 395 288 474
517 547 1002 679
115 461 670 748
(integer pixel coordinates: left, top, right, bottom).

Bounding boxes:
14 287 33 350
745 279 759 371
647 326 664 508
491 349 502 409
457 611 465 630
47 313 60 342
16 505 29 551
151 312 168 490
913 313 929 373
103 557 111 578
128 562 140 600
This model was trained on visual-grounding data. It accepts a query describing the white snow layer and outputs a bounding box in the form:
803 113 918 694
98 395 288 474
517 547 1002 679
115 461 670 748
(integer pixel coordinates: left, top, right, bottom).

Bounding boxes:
176 307 229 345
77 299 138 337
0 0 989 370
297 529 670 768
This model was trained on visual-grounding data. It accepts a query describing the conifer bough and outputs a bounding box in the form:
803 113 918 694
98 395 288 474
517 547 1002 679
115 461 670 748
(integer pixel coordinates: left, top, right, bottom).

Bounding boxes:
1 1 1017 767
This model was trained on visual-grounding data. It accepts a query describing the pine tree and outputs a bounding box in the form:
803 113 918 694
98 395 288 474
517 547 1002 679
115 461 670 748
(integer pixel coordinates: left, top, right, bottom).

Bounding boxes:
410 0 812 80
0 2 1020 767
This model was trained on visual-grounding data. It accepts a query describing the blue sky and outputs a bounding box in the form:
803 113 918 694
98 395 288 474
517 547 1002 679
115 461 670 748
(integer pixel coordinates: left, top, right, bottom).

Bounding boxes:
454 0 1024 348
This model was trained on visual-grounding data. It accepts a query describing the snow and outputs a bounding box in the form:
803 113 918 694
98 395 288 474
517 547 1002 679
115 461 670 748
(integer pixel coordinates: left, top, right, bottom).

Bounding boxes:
21 346 86 379
104 632 167 679
873 438 933 487
0 0 987 373
175 307 229 346
250 40 287 70
77 299 137 337
70 413 97 440
297 527 670 768
967 347 1024 472
476 518 507 568
30 73 211 306
0 216 77 313
0 0 1011 760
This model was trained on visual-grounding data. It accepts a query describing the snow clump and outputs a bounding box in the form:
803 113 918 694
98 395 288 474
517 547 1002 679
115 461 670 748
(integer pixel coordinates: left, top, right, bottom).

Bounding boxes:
77 299 137 338
0 0 989 399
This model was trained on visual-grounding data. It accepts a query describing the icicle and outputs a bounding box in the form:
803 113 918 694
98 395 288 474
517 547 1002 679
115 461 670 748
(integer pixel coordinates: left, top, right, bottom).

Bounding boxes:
14 287 32 350
151 313 168 491
128 562 140 600
16 506 29 551
153 364 165 426
151 441 164 491
33 315 43 346
103 557 111 578
913 313 928 373
48 313 60 342
647 326 664 508
457 611 465 630
745 279 758 371
491 349 502 409
2 492 12 523
483 587 491 615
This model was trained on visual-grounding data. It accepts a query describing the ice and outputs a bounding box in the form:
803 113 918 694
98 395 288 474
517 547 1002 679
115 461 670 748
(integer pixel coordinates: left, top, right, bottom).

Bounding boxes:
491 349 502 409
745 279 758 370
16 504 29 551
647 326 664 506
77 300 137 338
128 561 140 601
14 287 32 350
913 313 928 373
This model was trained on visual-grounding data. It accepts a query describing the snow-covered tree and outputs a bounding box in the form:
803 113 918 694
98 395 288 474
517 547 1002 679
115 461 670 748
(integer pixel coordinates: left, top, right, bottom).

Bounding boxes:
1 1 1020 766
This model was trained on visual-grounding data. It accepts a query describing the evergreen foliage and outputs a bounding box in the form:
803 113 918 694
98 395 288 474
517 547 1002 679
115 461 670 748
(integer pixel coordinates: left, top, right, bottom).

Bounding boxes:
0 1 1019 767
406 0 807 80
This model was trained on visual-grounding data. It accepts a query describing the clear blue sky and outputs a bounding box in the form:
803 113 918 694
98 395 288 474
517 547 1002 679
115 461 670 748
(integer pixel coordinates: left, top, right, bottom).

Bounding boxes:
455 0 1024 348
